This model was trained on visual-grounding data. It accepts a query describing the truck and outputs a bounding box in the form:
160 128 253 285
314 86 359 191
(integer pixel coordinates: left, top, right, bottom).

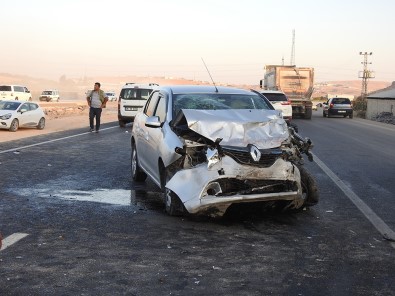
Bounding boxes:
260 65 314 119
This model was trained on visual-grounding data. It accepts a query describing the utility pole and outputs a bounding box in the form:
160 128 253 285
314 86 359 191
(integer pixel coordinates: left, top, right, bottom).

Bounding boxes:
359 52 374 98
290 29 295 66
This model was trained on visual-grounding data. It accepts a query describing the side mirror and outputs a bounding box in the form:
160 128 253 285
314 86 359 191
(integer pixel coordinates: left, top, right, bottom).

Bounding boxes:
20 109 28 114
145 116 161 128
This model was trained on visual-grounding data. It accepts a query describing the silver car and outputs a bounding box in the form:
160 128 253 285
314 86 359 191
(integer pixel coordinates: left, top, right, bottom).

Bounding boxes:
131 85 318 216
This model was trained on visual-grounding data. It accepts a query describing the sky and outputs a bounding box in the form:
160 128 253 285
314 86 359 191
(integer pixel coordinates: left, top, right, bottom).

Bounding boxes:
1 0 395 84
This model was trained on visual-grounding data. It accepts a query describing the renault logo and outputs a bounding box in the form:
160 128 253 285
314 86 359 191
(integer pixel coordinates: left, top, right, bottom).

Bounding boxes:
249 145 261 162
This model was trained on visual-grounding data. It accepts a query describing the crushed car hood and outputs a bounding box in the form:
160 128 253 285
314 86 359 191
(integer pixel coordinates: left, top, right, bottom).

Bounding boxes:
172 109 288 149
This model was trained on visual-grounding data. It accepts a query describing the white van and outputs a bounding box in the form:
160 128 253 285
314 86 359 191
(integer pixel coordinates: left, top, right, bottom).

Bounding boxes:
0 85 32 101
39 90 60 102
118 83 159 127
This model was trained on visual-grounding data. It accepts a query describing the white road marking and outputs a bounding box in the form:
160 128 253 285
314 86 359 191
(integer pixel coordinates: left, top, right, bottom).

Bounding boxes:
313 153 395 248
0 233 29 251
0 126 118 154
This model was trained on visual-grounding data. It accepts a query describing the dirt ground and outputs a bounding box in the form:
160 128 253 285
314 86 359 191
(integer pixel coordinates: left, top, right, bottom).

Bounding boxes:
0 101 119 143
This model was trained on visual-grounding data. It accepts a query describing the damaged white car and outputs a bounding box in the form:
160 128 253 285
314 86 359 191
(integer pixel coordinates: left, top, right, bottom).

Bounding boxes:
131 85 318 216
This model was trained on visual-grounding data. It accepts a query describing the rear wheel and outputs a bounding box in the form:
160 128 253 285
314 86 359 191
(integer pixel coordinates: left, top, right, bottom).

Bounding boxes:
323 112 327 118
119 120 126 127
9 119 19 132
298 166 319 207
37 117 45 130
349 113 353 119
304 108 312 120
131 142 147 182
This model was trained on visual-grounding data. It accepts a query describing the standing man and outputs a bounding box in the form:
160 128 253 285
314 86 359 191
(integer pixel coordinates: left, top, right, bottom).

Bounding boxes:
87 82 108 133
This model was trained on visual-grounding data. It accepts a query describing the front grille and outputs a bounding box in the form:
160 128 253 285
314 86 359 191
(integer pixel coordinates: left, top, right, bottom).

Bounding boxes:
213 178 297 196
222 146 283 168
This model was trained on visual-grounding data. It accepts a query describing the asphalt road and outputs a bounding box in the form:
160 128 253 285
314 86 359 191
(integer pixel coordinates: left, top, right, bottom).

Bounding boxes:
0 112 394 295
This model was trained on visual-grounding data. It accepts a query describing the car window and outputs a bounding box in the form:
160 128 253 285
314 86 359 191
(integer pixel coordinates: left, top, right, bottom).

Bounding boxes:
154 95 167 122
261 93 288 102
0 85 12 91
19 104 29 112
14 86 24 92
145 91 160 117
0 101 21 110
24 87 30 93
172 93 271 118
120 88 152 100
29 103 38 110
332 98 351 104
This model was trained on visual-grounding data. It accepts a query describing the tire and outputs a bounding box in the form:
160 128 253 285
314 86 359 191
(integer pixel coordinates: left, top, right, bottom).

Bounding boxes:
304 108 312 120
323 112 327 118
349 113 353 119
161 165 185 216
37 117 45 130
28 97 32 102
9 119 19 132
298 166 319 207
131 142 147 182
119 120 126 128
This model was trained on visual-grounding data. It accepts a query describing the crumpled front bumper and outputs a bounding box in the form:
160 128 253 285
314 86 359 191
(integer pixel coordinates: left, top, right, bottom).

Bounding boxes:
166 156 303 215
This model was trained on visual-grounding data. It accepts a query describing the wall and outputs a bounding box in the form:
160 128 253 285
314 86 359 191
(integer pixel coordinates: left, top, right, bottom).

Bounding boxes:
366 98 395 119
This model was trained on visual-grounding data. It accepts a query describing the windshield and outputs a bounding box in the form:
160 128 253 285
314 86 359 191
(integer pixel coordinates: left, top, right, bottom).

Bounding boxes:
42 91 53 95
120 88 152 100
173 93 271 118
0 101 21 110
0 86 12 91
332 98 351 104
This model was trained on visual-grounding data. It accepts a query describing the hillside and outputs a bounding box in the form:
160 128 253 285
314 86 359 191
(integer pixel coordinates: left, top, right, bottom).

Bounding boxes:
0 73 392 100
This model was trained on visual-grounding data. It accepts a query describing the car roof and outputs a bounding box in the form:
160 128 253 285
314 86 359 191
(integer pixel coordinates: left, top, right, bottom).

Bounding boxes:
159 85 255 95
258 90 285 95
121 83 159 89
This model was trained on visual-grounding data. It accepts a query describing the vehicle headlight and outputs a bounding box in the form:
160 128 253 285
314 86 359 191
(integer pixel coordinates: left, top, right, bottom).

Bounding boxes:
0 113 12 120
206 148 220 169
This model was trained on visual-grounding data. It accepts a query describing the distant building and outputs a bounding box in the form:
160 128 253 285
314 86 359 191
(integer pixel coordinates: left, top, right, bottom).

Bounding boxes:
366 82 395 119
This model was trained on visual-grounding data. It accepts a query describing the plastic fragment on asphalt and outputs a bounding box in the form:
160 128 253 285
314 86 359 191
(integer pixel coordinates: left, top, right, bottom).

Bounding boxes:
212 266 222 270
326 210 333 213
167 245 172 249
13 151 20 154
48 164 52 167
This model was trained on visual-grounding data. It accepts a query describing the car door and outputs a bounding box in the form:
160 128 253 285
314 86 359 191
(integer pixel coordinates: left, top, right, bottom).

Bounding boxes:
136 91 160 177
17 103 31 126
23 87 31 101
28 103 41 125
144 93 168 183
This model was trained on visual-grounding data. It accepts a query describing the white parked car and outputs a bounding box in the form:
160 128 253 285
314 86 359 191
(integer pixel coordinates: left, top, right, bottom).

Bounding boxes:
0 101 46 132
39 90 60 102
259 90 292 122
118 83 159 127
105 92 117 102
0 85 32 101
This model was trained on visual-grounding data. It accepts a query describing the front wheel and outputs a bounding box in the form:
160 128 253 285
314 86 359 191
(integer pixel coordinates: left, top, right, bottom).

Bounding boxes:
119 120 126 127
298 166 319 207
349 113 353 119
9 119 19 132
161 167 185 216
131 143 147 182
37 117 45 130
